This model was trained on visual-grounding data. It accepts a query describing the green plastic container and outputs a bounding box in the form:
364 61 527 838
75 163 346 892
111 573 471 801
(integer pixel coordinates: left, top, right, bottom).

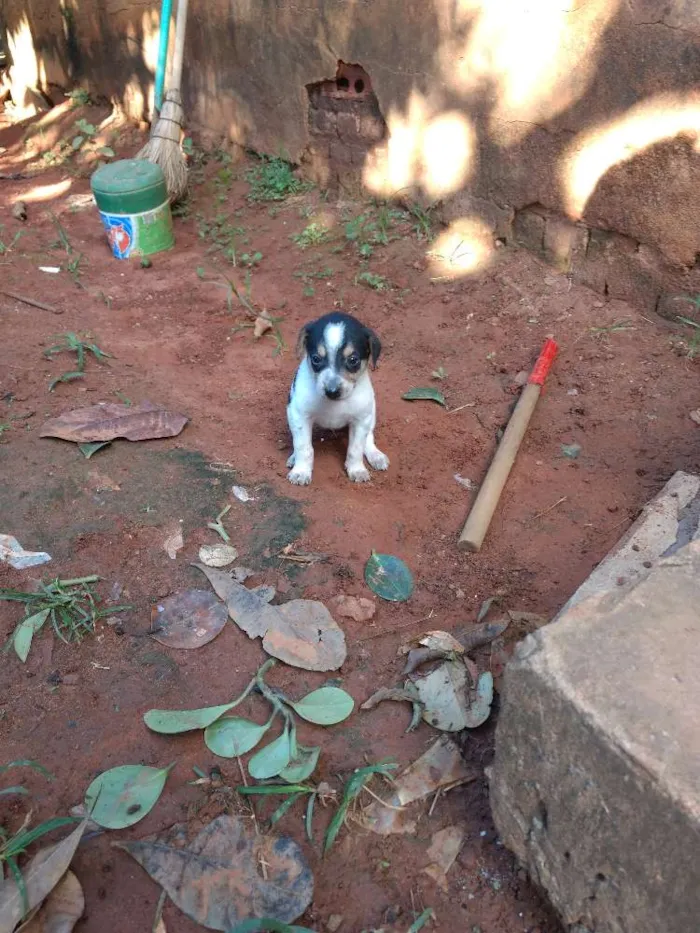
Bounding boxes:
90 159 174 259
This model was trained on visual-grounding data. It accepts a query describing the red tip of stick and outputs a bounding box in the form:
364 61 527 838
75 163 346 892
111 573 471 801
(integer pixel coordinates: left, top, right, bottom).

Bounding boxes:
528 338 558 386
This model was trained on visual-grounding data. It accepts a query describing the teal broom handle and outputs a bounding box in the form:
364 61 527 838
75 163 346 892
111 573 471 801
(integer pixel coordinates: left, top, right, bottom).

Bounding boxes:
154 0 173 112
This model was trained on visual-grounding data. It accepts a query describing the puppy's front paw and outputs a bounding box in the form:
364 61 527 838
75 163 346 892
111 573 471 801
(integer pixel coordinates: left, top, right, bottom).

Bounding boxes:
347 463 371 483
366 449 390 471
288 466 312 486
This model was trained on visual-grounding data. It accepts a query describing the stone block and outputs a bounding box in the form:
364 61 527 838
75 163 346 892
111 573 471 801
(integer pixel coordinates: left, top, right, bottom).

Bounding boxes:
336 110 360 140
543 215 588 273
440 192 513 240
513 208 546 253
490 539 700 933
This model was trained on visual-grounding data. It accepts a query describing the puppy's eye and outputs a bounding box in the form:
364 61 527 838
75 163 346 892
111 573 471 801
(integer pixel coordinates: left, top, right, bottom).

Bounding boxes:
346 354 360 371
310 353 323 369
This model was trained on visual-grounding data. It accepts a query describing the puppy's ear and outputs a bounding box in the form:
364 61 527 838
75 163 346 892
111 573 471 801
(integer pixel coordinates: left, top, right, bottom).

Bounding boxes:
365 328 381 369
296 324 310 359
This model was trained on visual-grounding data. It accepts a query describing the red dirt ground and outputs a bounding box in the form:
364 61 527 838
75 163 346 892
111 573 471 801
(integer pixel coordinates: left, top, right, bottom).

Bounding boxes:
1 104 699 933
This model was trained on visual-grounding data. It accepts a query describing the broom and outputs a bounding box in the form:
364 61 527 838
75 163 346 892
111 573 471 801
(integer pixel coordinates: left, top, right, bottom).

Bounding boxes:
137 0 189 202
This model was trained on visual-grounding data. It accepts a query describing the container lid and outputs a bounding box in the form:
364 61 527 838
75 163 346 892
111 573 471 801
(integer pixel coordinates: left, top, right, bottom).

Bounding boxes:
91 159 168 214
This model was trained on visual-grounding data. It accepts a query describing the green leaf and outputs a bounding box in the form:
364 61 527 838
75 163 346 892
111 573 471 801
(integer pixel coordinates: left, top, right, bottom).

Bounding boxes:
364 551 414 602
85 764 173 828
229 920 317 932
196 266 206 279
402 386 446 406
97 146 115 157
71 135 85 150
248 730 291 781
237 784 311 796
48 371 84 391
279 745 320 783
407 908 436 932
14 609 51 662
305 792 316 842
204 716 272 758
143 702 239 734
79 441 110 459
324 762 397 854
289 686 354 725
269 791 305 827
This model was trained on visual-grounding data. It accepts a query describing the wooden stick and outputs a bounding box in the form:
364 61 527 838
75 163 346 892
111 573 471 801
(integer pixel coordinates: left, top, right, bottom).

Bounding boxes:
458 338 558 552
2 290 63 314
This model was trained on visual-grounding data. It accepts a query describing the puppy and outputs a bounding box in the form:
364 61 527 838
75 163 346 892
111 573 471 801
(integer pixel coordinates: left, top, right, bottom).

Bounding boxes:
286 311 390 485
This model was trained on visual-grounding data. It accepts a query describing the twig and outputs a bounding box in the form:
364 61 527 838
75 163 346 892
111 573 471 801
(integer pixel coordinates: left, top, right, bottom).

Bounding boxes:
2 290 63 315
427 787 442 817
533 496 567 520
361 784 405 811
357 609 435 642
237 755 269 880
152 890 166 933
448 402 476 414
278 551 328 564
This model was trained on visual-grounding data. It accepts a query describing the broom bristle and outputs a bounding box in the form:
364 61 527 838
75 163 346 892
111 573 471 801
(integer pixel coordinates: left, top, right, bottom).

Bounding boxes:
136 90 188 203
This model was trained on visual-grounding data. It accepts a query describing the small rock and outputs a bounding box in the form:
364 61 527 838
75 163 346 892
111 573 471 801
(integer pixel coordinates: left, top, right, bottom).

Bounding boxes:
455 588 466 599
232 485 255 502
327 916 344 933
454 474 476 490
567 387 579 396
11 200 27 221
689 409 700 425
332 595 376 623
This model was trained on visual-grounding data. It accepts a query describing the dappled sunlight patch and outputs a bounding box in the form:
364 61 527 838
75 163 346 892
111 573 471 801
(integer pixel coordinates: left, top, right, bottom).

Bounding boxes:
19 179 72 203
427 216 495 279
562 92 700 216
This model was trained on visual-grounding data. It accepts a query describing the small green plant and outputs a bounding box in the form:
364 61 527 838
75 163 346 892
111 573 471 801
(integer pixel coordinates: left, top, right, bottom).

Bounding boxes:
198 265 286 355
356 270 389 291
44 331 111 391
293 266 334 297
676 315 700 360
239 250 263 268
0 226 23 255
323 761 398 853
1 576 130 662
246 156 309 202
1 761 75 919
431 365 448 380
68 88 92 107
292 222 331 250
50 214 86 284
407 202 436 240
589 320 635 338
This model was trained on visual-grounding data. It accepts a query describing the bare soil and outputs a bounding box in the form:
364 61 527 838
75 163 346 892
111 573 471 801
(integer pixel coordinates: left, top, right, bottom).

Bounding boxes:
1 104 698 933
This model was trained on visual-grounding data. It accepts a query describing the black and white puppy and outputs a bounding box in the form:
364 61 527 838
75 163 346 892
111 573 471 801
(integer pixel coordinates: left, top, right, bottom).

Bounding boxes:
286 311 389 485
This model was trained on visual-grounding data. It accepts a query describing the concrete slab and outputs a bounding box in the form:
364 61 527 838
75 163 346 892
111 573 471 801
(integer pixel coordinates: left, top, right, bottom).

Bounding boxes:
490 540 700 933
556 470 700 619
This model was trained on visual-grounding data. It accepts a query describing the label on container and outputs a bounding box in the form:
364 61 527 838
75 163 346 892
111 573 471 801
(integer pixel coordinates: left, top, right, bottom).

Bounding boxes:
99 200 173 259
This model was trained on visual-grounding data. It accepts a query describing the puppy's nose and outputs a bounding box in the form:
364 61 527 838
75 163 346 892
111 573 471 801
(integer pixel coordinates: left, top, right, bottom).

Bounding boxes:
325 386 341 400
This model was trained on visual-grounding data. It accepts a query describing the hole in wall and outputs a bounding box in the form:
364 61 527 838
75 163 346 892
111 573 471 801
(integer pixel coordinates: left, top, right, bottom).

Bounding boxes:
305 61 387 189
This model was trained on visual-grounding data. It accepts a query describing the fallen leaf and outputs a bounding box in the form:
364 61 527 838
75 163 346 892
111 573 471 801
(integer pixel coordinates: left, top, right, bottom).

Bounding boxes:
163 524 184 560
456 619 510 652
476 596 498 623
40 401 188 443
0 534 51 570
360 685 423 732
253 316 273 338
423 825 465 891
402 387 446 407
232 485 255 503
85 764 173 829
0 820 86 932
331 595 376 623
279 745 321 784
152 590 229 649
364 736 476 835
198 544 238 567
13 609 51 663
690 409 700 425
18 870 84 932
251 584 276 604
117 815 313 930
264 600 346 672
288 686 354 725
400 631 464 656
462 671 494 728
205 717 272 758
145 701 242 734
413 660 470 732
196 564 346 670
233 566 255 582
561 442 581 459
365 552 413 602
402 647 449 676
78 442 110 459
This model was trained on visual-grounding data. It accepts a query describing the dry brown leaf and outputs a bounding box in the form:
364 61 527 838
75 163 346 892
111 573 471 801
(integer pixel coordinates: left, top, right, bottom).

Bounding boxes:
195 564 346 670
399 630 465 656
456 619 510 652
332 595 377 623
364 736 476 835
163 524 184 560
0 820 86 933
264 600 346 671
360 685 421 710
18 870 84 933
151 590 229 649
198 544 238 567
40 401 188 443
423 825 465 892
116 815 313 931
413 660 470 732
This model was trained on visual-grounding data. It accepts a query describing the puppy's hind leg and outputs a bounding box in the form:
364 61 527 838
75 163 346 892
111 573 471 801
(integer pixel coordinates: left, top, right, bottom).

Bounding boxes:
287 407 314 485
364 428 389 471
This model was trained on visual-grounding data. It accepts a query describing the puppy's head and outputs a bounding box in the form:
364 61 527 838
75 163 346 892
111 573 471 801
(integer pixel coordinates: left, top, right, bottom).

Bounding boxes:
297 311 381 401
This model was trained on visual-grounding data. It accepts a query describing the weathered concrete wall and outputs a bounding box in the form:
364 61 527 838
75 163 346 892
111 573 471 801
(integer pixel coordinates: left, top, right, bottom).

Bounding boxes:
3 0 700 308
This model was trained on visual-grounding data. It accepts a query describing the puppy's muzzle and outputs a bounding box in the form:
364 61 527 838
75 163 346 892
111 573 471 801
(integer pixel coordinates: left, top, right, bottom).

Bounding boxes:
324 378 342 400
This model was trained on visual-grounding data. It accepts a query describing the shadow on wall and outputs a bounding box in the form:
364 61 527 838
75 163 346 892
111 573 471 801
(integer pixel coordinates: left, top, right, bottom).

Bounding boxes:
4 0 700 275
